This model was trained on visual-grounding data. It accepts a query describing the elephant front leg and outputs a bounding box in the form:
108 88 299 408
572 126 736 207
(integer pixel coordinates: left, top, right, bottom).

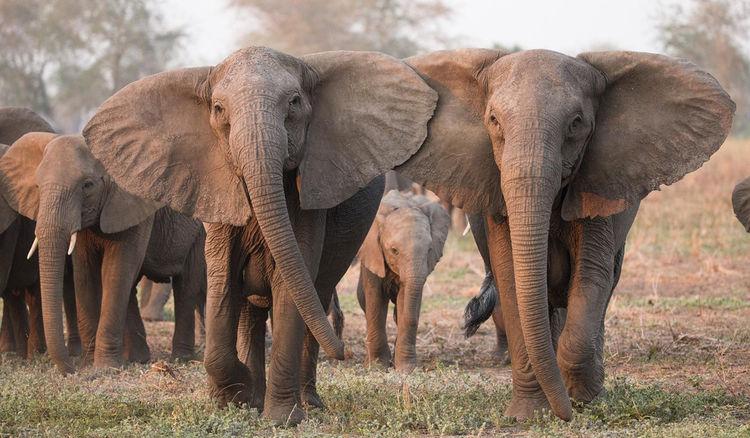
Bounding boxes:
0 299 16 353
72 241 103 366
63 270 82 357
491 303 511 365
486 218 550 420
1 291 28 358
25 288 46 357
203 224 256 408
360 267 391 367
264 208 326 425
172 275 197 361
237 300 268 410
95 224 152 368
557 219 615 403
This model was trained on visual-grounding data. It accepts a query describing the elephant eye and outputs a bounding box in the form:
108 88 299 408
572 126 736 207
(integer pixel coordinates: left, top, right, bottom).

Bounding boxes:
568 114 583 136
213 102 224 114
82 180 94 190
289 94 301 107
390 247 399 256
489 113 499 126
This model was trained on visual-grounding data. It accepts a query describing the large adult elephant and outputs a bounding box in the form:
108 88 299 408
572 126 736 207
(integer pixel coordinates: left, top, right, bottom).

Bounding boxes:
732 177 750 231
82 47 436 424
0 133 206 373
394 49 734 421
0 108 80 358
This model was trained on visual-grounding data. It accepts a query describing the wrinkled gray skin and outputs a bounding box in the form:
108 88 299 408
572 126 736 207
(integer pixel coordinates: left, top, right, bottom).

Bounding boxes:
83 47 436 425
396 49 734 420
354 190 449 372
0 134 206 374
462 211 623 371
0 108 80 358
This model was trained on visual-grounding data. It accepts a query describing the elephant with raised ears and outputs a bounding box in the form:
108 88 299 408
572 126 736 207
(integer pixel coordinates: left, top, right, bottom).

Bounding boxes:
355 190 449 372
82 47 436 424
395 49 734 420
0 133 207 374
0 108 80 359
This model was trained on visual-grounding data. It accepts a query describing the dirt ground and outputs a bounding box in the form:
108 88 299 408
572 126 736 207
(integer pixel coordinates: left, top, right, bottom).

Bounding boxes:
0 139 748 437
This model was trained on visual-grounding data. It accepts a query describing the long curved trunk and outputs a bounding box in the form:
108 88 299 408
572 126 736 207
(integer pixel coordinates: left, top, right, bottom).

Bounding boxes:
501 137 572 420
394 272 427 373
36 186 80 374
234 112 343 360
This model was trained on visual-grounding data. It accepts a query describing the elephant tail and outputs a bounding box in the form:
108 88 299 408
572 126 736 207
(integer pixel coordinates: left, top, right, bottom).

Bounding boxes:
329 291 345 340
462 271 498 338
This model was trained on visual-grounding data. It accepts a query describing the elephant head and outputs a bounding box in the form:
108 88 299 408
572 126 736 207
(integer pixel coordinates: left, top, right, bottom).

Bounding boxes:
398 49 735 419
0 133 160 373
83 47 437 360
732 176 750 232
359 191 449 370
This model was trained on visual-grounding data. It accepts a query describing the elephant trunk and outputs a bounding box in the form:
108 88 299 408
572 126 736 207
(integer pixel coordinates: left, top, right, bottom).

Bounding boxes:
394 270 427 373
234 112 344 360
500 132 572 420
36 185 81 374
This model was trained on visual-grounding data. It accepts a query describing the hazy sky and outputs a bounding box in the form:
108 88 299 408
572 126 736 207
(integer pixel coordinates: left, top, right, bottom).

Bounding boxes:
163 0 683 66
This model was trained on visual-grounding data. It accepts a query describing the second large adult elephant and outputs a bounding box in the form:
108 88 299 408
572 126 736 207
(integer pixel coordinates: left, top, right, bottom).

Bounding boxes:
83 47 436 424
0 108 80 358
395 49 734 420
0 133 206 373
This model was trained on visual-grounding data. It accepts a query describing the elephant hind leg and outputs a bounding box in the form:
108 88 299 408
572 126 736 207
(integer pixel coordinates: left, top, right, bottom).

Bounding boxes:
0 296 17 353
25 288 46 357
124 286 150 364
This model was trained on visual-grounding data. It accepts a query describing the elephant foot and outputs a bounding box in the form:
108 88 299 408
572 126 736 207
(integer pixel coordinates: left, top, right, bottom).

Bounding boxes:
493 348 511 366
93 354 125 369
140 307 164 322
262 401 306 427
301 387 326 410
560 360 605 404
365 349 392 369
567 380 605 404
209 378 260 410
394 357 417 374
504 393 553 421
170 348 196 363
125 344 151 364
67 337 82 357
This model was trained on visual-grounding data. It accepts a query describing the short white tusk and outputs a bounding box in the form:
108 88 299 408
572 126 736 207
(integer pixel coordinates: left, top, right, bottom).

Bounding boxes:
67 233 77 255
462 218 471 237
27 237 39 259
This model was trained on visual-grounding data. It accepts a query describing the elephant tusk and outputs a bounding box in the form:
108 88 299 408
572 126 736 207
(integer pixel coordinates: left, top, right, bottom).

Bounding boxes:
462 217 471 236
67 233 77 255
27 236 39 259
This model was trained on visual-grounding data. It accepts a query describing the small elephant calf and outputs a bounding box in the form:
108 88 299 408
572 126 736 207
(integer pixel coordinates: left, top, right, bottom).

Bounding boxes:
356 190 450 372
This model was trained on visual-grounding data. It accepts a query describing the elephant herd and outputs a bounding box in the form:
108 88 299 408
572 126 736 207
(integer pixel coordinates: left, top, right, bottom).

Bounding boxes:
0 46 737 426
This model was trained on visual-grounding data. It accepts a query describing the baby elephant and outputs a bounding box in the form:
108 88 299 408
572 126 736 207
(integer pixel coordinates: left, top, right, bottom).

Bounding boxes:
357 190 450 372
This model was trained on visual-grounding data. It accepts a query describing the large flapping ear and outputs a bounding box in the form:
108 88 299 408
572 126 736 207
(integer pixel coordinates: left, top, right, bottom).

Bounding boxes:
0 144 18 233
396 49 507 216
418 201 451 270
83 67 251 226
562 51 735 220
0 132 57 220
100 179 162 234
298 51 438 210
358 218 386 278
732 176 750 232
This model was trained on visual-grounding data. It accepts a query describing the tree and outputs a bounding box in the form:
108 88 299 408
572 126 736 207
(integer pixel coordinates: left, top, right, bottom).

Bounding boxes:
231 0 452 57
656 0 750 135
0 0 182 131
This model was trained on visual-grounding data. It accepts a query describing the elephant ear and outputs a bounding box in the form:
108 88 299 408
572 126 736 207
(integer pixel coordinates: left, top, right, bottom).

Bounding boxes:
562 51 735 220
0 132 57 221
298 51 438 210
732 176 750 232
358 217 385 278
83 67 251 226
100 180 162 234
0 144 18 234
419 201 451 270
397 49 507 216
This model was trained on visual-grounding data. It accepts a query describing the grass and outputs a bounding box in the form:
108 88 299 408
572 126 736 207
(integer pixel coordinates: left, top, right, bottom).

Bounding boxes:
1 138 749 436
